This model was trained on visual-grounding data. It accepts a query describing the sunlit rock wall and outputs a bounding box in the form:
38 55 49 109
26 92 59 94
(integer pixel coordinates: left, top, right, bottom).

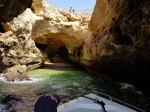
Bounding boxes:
0 9 43 73
1 0 149 89
85 0 150 88
30 0 92 59
0 0 92 73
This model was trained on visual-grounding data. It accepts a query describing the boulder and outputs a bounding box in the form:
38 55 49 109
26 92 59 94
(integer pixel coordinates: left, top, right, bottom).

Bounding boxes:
3 65 30 81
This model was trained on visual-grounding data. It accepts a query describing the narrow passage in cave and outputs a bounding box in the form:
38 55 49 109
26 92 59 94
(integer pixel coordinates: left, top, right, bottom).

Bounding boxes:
35 42 81 68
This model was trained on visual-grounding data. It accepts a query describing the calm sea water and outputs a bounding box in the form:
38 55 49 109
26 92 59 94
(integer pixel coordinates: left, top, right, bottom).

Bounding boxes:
0 68 150 111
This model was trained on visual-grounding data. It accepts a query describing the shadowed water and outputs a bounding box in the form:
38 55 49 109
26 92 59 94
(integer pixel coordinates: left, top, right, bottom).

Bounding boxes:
0 68 150 112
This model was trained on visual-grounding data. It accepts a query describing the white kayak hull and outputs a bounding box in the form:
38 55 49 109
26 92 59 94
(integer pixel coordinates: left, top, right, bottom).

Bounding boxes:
58 93 142 112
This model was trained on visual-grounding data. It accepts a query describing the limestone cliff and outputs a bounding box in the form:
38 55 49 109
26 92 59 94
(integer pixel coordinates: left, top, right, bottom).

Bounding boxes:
30 0 92 62
0 7 43 80
0 0 91 80
1 8 43 70
86 0 150 88
0 0 150 89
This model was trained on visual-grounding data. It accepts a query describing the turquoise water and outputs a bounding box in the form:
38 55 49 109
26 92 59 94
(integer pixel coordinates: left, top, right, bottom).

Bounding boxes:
0 68 150 111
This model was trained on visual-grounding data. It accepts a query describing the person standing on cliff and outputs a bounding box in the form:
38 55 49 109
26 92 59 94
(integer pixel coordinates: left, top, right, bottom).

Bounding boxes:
73 8 75 13
69 7 72 13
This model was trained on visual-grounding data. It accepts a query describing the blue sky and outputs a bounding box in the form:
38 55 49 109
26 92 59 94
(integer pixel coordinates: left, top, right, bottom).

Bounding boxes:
47 0 96 11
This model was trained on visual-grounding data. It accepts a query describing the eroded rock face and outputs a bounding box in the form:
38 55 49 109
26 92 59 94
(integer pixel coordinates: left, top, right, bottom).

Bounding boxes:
3 65 30 81
1 0 149 89
0 8 43 73
0 0 41 81
83 0 150 88
0 0 91 80
89 0 128 36
30 0 92 61
0 0 32 22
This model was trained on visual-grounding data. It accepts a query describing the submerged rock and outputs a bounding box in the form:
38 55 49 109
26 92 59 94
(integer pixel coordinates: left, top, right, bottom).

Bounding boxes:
1 94 23 104
0 94 24 112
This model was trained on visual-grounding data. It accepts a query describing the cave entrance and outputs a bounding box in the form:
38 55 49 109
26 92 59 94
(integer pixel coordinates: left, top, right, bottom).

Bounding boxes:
35 41 69 63
46 44 69 63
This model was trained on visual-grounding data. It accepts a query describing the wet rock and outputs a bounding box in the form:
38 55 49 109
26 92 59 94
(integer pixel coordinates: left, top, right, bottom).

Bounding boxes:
3 65 30 81
1 94 23 105
0 94 23 112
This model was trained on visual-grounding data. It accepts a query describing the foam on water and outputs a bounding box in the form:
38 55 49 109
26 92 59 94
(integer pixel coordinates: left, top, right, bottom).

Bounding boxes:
0 74 43 84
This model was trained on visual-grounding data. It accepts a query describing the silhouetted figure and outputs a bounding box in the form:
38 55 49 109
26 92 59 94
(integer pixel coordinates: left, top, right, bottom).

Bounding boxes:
70 7 75 13
34 94 61 112
69 7 72 13
73 9 75 13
